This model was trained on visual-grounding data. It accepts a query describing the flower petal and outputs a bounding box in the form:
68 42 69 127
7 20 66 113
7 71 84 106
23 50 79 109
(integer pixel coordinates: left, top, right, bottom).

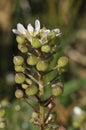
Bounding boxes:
12 29 21 35
41 30 50 44
17 23 26 35
52 28 60 34
43 29 50 36
35 19 40 34
41 29 50 39
26 32 32 43
27 24 34 35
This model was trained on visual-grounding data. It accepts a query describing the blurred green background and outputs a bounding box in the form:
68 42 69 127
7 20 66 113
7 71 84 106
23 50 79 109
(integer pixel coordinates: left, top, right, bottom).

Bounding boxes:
0 0 86 129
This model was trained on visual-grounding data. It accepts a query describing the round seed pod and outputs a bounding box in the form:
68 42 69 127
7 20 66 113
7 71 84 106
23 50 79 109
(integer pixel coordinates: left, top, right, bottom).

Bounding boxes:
15 73 25 84
36 60 48 71
57 56 68 68
13 56 24 66
14 65 25 72
15 89 24 99
47 31 56 41
22 83 28 89
16 36 25 44
32 39 42 48
41 45 51 53
25 85 38 96
0 109 5 118
52 82 64 97
27 55 39 66
25 78 32 85
18 44 28 53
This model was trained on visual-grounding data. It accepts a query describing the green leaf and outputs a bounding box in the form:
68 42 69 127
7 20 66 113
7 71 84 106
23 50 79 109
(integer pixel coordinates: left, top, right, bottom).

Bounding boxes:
63 79 86 96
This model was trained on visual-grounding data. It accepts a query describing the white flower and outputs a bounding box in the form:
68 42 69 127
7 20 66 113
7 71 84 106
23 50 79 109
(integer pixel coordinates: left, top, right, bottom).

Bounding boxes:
27 19 40 37
52 28 61 36
12 23 26 35
41 29 50 44
40 28 61 44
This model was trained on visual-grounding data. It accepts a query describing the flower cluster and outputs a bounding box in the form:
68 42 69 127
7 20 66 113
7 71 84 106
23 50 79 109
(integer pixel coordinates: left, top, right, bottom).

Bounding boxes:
12 19 61 46
12 19 68 130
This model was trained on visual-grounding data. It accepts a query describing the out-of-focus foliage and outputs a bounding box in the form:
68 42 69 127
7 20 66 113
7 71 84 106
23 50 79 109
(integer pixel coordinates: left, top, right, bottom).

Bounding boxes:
0 0 86 129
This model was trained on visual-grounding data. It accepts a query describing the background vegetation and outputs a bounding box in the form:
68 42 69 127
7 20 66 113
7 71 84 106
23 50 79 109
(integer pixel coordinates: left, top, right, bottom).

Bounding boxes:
0 0 86 129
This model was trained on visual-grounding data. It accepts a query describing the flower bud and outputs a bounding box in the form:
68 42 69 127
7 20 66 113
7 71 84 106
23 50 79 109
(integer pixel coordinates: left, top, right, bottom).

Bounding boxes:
21 83 28 89
15 73 25 84
16 36 25 44
47 31 56 41
13 56 24 66
52 82 64 96
32 39 42 48
25 78 32 85
15 89 24 98
18 44 28 53
41 45 51 53
27 55 39 66
36 60 48 71
25 85 38 96
0 108 5 118
14 65 25 72
57 56 68 68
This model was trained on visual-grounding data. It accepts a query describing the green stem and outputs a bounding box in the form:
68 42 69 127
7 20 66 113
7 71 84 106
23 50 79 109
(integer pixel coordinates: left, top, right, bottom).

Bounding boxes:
39 84 45 130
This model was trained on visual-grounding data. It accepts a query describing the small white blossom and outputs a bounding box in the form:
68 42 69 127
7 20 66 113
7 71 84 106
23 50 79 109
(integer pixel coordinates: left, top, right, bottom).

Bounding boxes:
41 29 50 44
40 28 61 44
12 23 26 35
52 28 61 36
27 19 40 37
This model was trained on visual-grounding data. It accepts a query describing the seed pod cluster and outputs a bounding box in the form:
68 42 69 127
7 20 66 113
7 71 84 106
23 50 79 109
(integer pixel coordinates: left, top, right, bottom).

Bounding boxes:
13 20 68 102
12 20 69 130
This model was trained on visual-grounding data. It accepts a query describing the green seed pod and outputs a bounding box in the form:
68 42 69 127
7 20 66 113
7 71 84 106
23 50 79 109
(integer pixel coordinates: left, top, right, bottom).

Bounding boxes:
18 44 28 53
47 31 56 41
41 45 51 53
52 82 64 96
15 73 25 84
22 83 28 89
15 89 24 98
14 65 25 72
25 78 32 85
27 55 39 66
57 56 68 68
16 36 25 44
13 56 24 66
36 60 48 71
32 38 42 48
0 109 5 118
25 85 38 96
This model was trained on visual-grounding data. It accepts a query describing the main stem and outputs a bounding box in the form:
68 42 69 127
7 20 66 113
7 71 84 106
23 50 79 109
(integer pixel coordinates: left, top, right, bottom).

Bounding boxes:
39 84 45 130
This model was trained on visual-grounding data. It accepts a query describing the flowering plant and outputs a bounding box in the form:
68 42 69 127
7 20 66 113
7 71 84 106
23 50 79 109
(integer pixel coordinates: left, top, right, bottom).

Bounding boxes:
12 19 68 130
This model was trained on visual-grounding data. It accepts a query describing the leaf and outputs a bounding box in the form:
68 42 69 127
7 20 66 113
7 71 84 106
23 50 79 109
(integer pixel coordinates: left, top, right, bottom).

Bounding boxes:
62 78 86 96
